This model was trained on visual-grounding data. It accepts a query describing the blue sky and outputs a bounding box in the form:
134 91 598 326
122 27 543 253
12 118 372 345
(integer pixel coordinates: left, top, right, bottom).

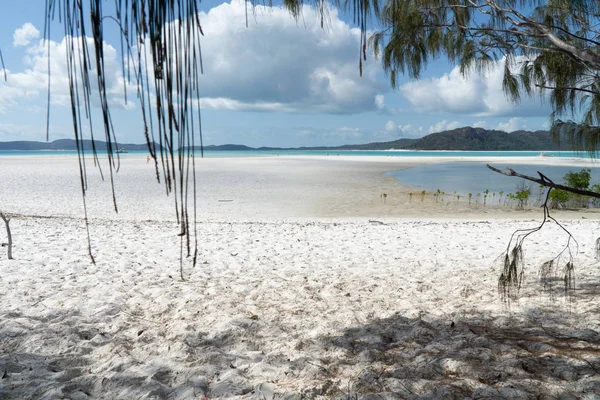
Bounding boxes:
0 0 552 147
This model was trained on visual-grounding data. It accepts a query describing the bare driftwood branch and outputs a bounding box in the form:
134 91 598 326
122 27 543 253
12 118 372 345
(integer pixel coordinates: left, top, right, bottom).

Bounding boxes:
497 187 577 303
488 165 578 303
0 212 13 260
487 164 600 198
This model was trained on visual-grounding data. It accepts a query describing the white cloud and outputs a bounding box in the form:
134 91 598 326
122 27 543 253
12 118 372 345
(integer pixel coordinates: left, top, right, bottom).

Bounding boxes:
383 120 424 138
384 120 396 133
473 120 487 128
495 117 528 132
195 0 384 113
429 120 464 133
0 123 25 139
200 97 295 112
1 30 134 113
293 126 363 144
332 127 362 139
400 124 416 134
13 23 40 47
375 95 385 111
0 122 67 141
2 2 386 118
400 57 549 117
296 129 315 138
402 69 486 114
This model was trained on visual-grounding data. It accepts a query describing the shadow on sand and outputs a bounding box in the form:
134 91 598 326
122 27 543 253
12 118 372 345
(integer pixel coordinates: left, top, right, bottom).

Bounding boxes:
0 308 264 399
2 293 599 399
316 306 600 399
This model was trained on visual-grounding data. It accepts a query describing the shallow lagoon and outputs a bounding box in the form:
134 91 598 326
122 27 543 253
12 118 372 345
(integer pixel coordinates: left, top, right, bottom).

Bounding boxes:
384 161 600 196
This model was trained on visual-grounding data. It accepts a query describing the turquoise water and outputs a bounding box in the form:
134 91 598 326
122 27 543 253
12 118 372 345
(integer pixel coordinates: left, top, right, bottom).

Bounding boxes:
2 149 596 196
0 149 590 158
384 161 600 196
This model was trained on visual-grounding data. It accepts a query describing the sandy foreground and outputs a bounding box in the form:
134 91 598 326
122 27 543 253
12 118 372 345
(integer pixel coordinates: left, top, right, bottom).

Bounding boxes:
1 155 600 399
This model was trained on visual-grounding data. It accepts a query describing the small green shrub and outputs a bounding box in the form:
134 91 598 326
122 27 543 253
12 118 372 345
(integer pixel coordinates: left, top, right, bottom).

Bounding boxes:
514 188 530 209
549 189 570 209
564 168 591 189
563 169 592 208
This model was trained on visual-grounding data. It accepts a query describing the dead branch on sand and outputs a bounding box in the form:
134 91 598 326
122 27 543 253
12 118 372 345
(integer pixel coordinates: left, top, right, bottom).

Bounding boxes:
0 211 14 260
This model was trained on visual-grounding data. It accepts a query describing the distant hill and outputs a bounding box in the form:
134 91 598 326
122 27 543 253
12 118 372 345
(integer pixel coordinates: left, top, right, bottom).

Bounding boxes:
187 139 418 151
306 138 419 151
266 128 567 151
405 127 567 151
201 144 255 151
297 128 568 151
327 127 568 151
0 139 155 151
0 128 575 152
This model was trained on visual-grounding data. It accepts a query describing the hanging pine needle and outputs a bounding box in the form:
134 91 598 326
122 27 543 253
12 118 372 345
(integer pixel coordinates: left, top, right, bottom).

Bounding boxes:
44 0 207 272
39 0 378 272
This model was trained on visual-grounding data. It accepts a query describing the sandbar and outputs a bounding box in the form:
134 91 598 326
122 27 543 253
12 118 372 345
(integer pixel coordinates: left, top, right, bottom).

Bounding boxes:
0 154 599 398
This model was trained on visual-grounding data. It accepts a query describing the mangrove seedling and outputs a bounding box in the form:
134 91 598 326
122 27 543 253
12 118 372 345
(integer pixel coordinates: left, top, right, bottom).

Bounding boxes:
381 193 388 204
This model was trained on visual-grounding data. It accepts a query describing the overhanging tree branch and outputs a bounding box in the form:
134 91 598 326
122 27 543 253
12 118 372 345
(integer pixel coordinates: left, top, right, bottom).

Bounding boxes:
491 167 578 304
370 0 600 150
535 84 600 96
549 24 600 47
487 164 600 199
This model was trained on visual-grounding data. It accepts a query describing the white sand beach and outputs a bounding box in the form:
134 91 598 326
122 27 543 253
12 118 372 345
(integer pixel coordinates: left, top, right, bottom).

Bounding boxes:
1 154 600 399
